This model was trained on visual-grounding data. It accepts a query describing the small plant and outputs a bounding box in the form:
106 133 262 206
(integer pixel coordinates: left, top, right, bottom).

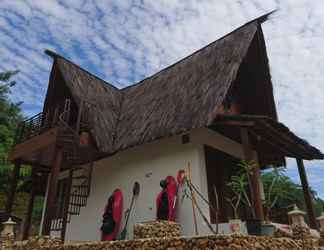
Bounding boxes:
226 175 245 219
226 160 256 219
262 167 287 223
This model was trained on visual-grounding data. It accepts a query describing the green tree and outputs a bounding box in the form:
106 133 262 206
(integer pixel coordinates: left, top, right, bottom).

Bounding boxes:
0 70 23 202
0 70 44 234
261 169 324 224
0 70 22 163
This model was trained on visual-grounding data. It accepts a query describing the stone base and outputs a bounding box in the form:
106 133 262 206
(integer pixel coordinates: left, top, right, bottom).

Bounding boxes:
319 229 324 246
292 225 311 240
0 235 14 250
133 220 181 239
12 235 319 250
13 236 62 249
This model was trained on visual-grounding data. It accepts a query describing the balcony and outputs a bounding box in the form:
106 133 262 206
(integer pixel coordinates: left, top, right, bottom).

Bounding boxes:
14 109 63 145
9 107 71 165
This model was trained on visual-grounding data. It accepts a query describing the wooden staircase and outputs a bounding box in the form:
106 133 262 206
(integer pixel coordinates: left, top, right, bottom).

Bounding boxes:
50 100 94 233
50 166 92 232
56 100 93 166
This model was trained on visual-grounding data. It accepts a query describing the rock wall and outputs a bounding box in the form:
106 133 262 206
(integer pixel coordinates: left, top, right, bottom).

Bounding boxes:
320 229 324 246
133 221 181 239
11 234 321 250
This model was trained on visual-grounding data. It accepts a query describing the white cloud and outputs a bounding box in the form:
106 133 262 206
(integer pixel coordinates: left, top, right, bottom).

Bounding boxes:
1 0 323 197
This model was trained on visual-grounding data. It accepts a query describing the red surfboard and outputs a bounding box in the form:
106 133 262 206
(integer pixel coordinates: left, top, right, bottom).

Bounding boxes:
101 188 123 241
156 176 177 221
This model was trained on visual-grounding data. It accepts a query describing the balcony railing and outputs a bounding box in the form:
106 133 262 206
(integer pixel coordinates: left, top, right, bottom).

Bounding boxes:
14 109 62 145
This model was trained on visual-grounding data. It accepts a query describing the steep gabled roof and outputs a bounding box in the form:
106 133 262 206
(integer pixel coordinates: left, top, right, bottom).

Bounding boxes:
46 19 258 154
116 22 258 151
55 58 122 152
44 15 323 161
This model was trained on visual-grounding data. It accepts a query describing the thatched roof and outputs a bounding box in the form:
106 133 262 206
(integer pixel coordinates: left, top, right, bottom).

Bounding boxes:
214 114 324 160
44 15 323 161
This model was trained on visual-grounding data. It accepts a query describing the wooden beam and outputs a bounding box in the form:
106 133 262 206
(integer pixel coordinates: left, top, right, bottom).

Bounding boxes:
296 158 318 229
214 120 255 127
9 128 58 161
249 130 295 157
22 167 37 240
5 161 21 214
42 149 63 235
260 121 313 159
76 100 84 134
61 169 72 241
240 128 264 221
191 128 253 160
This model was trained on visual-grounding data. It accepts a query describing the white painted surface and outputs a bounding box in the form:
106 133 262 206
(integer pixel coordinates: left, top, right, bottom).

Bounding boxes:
42 128 259 240
65 134 212 241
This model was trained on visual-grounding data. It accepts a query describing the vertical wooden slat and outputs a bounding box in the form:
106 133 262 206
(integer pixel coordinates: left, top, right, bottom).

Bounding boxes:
240 127 264 220
296 158 318 229
61 170 73 241
42 149 63 235
22 167 37 240
76 100 84 134
5 161 21 214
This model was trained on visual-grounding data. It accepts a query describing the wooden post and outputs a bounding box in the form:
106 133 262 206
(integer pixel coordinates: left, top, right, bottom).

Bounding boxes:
5 161 21 214
22 167 37 240
76 100 84 134
240 128 264 221
42 149 63 235
61 169 72 241
296 158 318 229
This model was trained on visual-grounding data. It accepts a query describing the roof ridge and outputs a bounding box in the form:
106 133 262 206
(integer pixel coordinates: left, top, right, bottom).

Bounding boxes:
45 10 276 93
44 50 120 91
120 10 276 92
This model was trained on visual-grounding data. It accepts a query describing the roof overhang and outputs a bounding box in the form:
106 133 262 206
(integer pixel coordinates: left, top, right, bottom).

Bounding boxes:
213 114 324 162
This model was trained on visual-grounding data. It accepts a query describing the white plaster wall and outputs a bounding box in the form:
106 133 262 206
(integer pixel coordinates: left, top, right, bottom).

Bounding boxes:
65 134 211 241
42 128 261 239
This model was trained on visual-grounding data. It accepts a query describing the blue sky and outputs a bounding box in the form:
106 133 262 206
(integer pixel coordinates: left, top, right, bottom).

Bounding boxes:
1 1 324 197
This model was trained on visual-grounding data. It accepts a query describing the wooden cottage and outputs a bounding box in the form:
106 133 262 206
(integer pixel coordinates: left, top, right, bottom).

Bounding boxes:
6 14 323 241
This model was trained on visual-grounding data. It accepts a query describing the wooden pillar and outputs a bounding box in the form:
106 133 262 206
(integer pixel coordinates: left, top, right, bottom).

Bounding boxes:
42 149 63 235
240 128 264 220
22 167 37 240
76 100 84 134
5 161 21 214
296 158 318 229
60 169 72 241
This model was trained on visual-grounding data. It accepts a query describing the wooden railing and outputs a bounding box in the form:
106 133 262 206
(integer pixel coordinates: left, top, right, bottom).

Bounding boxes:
14 101 72 145
14 112 47 144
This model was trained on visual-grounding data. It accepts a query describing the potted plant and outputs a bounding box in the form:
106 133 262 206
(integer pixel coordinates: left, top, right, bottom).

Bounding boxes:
226 174 245 233
261 168 287 235
235 160 262 235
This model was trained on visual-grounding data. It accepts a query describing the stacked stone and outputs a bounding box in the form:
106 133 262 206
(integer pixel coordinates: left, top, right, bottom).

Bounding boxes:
320 229 324 246
1 235 15 250
273 228 293 238
291 224 311 240
8 234 319 250
13 236 62 250
133 220 181 239
67 235 306 250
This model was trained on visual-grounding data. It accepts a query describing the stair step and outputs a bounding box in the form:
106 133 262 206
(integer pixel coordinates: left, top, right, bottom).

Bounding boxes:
72 175 87 179
68 211 79 215
59 134 76 139
69 202 85 206
72 185 88 189
70 194 88 198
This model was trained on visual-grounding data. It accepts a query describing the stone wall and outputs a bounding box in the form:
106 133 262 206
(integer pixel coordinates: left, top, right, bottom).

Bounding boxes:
10 234 321 250
133 221 180 239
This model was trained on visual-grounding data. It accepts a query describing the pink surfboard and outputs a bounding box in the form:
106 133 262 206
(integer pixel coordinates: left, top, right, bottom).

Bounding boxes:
101 188 123 241
156 176 177 221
